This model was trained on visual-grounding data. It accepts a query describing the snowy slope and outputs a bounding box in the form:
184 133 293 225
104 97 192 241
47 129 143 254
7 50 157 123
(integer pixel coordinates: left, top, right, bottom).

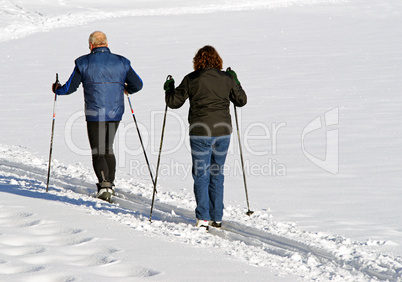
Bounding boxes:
1 0 402 281
2 144 402 281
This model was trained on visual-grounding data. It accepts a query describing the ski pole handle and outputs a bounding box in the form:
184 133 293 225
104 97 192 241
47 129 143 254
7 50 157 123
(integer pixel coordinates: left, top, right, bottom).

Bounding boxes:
53 73 58 105
52 73 60 94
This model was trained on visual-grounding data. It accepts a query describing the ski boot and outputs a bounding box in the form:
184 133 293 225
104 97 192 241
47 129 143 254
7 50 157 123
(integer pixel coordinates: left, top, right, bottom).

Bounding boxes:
96 181 114 202
209 221 222 228
196 219 209 231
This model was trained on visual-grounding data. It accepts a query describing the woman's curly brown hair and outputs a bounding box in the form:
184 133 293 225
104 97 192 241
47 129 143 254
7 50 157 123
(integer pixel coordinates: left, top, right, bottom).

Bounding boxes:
193 45 223 71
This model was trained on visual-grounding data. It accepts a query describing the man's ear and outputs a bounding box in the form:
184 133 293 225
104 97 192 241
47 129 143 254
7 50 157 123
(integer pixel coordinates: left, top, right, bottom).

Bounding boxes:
89 43 94 50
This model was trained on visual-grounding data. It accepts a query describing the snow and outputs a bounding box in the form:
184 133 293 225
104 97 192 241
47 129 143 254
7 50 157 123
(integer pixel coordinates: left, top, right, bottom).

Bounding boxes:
1 0 402 281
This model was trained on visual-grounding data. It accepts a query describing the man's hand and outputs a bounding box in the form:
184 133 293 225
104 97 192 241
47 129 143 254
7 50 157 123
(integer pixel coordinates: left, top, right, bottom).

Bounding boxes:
52 82 61 93
124 84 129 95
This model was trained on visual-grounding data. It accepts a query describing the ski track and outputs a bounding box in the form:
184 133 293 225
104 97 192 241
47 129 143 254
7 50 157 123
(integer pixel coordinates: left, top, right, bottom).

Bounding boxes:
1 145 402 281
0 0 348 42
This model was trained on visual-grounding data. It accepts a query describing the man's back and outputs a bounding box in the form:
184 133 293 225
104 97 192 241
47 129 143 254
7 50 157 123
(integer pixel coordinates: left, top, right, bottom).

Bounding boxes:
76 47 131 121
56 46 142 122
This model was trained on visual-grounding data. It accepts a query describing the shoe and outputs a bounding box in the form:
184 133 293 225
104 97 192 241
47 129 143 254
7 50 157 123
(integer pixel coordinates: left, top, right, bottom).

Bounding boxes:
96 181 114 202
196 219 209 231
210 221 222 228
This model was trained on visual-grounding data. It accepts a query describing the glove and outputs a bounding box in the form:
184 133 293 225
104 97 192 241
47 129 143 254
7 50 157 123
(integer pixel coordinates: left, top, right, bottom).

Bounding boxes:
52 82 61 93
164 76 175 92
226 67 240 85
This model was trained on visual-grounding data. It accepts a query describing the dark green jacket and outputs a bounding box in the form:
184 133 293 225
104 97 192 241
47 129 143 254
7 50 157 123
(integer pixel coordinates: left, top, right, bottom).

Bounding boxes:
166 67 247 136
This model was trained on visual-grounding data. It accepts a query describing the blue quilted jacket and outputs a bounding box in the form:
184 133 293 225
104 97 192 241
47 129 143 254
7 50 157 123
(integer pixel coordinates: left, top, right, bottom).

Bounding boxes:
56 47 143 121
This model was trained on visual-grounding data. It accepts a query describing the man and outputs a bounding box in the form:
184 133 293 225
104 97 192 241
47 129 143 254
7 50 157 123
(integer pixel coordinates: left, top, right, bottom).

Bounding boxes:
164 45 247 229
52 31 143 202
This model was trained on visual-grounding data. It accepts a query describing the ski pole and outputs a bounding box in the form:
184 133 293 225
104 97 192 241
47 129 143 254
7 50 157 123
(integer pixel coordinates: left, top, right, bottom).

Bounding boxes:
233 104 254 216
127 95 156 187
46 73 59 192
149 75 171 222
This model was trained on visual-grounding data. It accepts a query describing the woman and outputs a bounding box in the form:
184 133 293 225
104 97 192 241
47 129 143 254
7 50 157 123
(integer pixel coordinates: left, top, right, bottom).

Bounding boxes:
164 45 247 229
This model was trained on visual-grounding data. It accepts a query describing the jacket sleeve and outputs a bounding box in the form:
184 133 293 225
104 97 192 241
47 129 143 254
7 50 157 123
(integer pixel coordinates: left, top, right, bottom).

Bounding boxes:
55 66 82 95
165 76 189 109
229 77 247 107
125 67 143 94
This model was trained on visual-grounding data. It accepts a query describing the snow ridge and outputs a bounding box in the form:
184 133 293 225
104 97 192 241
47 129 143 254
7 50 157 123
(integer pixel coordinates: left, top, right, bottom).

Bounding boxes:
1 144 401 281
0 0 348 42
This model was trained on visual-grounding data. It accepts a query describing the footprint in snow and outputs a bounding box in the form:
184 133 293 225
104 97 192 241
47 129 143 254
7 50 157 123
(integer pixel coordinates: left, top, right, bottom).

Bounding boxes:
0 204 160 280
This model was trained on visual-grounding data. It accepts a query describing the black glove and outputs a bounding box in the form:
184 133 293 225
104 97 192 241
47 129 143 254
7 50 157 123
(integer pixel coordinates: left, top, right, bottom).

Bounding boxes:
226 67 240 85
52 82 61 93
164 76 175 92
52 73 60 93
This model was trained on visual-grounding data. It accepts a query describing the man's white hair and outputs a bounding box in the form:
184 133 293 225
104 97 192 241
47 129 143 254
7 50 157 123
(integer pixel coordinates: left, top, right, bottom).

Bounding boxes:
89 31 108 46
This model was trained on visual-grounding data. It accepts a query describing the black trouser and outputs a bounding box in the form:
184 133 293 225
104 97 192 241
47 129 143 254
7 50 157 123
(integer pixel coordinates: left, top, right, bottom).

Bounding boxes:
87 121 120 183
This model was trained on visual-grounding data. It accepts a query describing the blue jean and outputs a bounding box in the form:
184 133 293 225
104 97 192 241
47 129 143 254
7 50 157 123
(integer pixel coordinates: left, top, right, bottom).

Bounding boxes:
190 135 231 222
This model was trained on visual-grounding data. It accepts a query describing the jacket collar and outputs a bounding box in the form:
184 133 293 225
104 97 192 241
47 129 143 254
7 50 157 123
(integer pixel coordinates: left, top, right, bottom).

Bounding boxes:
91 46 111 54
